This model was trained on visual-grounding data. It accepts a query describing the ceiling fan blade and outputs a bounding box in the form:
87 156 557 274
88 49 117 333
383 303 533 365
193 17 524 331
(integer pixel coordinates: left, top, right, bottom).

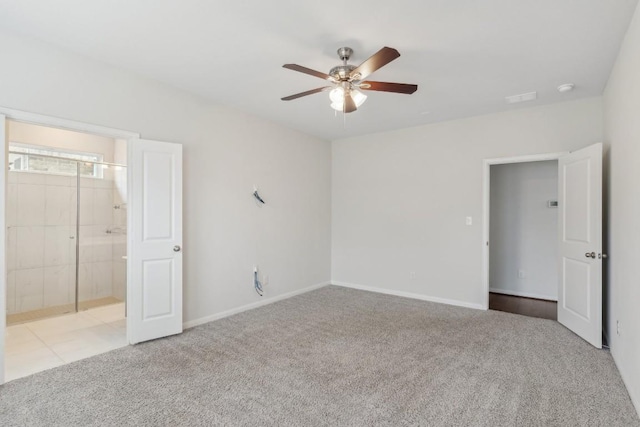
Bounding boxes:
281 86 332 101
343 92 357 113
282 64 333 81
360 81 418 94
349 47 400 81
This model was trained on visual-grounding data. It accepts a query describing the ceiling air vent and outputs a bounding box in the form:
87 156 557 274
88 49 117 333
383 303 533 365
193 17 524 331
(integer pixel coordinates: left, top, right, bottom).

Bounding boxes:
505 91 537 104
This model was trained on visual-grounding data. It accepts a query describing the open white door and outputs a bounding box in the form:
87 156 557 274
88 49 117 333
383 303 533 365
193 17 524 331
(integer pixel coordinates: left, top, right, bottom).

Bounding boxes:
128 139 183 344
558 143 602 348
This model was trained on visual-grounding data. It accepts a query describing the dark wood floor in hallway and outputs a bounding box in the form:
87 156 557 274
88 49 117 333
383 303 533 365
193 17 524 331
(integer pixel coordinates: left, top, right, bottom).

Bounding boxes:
489 293 557 321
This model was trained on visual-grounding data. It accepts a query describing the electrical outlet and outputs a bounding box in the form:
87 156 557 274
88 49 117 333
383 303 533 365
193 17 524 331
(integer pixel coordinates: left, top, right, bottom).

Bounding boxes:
518 270 526 279
409 271 416 279
465 216 473 226
617 320 621 336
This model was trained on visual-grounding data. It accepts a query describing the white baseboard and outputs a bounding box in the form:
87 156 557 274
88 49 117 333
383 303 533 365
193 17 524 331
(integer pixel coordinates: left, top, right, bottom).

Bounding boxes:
629 381 640 420
631 389 640 421
332 281 484 310
612 351 640 419
489 287 557 301
182 281 331 329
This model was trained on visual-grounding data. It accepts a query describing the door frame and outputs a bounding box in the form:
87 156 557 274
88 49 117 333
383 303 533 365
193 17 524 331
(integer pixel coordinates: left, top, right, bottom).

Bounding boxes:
0 106 140 385
481 151 567 310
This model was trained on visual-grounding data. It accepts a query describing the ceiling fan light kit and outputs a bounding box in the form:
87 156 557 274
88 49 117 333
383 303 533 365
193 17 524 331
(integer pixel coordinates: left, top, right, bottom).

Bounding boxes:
281 46 418 114
330 86 367 111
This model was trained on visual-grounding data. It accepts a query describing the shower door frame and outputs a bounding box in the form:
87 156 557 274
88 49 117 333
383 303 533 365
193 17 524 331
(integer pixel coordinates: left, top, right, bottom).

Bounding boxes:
6 149 128 314
0 107 140 385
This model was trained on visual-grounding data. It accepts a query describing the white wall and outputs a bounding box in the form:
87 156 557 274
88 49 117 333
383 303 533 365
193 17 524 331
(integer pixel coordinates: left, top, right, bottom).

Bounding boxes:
603 1 640 415
332 97 602 308
489 161 558 300
0 31 332 324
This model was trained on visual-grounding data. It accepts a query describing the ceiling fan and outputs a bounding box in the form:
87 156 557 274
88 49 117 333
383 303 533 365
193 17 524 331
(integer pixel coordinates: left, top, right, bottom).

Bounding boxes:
281 46 418 113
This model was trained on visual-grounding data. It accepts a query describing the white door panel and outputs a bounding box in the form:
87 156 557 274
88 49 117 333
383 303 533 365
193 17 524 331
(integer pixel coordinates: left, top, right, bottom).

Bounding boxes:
558 143 602 348
128 139 183 344
563 258 590 320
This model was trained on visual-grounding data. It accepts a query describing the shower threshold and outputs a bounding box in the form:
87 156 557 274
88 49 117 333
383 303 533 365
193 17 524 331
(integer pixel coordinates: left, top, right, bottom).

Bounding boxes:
6 297 123 326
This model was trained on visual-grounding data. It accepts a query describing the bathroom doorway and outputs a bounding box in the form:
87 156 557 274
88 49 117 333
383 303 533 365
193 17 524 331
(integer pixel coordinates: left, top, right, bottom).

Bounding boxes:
4 120 128 380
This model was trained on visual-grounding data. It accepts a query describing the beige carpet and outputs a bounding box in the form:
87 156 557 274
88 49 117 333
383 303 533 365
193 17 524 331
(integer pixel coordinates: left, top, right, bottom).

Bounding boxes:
0 286 638 426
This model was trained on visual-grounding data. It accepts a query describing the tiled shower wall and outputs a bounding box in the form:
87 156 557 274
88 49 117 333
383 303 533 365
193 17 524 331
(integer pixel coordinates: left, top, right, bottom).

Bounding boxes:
6 169 127 314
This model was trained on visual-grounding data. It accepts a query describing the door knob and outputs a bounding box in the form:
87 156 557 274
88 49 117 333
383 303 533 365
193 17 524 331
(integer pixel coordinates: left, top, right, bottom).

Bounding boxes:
585 252 595 258
173 245 181 252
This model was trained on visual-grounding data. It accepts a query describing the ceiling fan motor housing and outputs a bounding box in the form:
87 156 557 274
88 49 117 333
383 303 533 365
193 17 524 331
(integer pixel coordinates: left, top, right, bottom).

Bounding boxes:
330 47 358 81
330 64 357 81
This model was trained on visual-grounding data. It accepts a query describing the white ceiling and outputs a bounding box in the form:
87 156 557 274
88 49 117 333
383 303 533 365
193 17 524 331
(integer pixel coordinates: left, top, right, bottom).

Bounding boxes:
0 0 637 141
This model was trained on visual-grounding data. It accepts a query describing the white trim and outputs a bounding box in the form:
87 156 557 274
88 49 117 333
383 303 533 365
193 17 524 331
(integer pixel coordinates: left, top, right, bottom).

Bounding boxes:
0 114 6 385
489 287 558 302
332 281 485 310
483 152 566 165
629 384 640 420
126 142 134 345
0 106 140 139
481 151 566 310
183 281 331 329
612 355 640 418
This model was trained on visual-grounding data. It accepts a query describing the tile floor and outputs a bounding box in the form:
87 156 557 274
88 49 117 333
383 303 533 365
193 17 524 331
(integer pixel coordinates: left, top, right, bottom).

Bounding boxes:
5 302 126 382
6 296 123 326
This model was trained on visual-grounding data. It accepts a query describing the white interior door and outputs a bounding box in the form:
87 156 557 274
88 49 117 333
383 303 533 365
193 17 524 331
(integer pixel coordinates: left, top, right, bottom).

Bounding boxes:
558 143 603 348
128 138 183 344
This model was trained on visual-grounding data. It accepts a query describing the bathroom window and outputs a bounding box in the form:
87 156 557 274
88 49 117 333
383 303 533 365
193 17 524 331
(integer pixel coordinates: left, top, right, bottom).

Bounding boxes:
8 143 104 178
